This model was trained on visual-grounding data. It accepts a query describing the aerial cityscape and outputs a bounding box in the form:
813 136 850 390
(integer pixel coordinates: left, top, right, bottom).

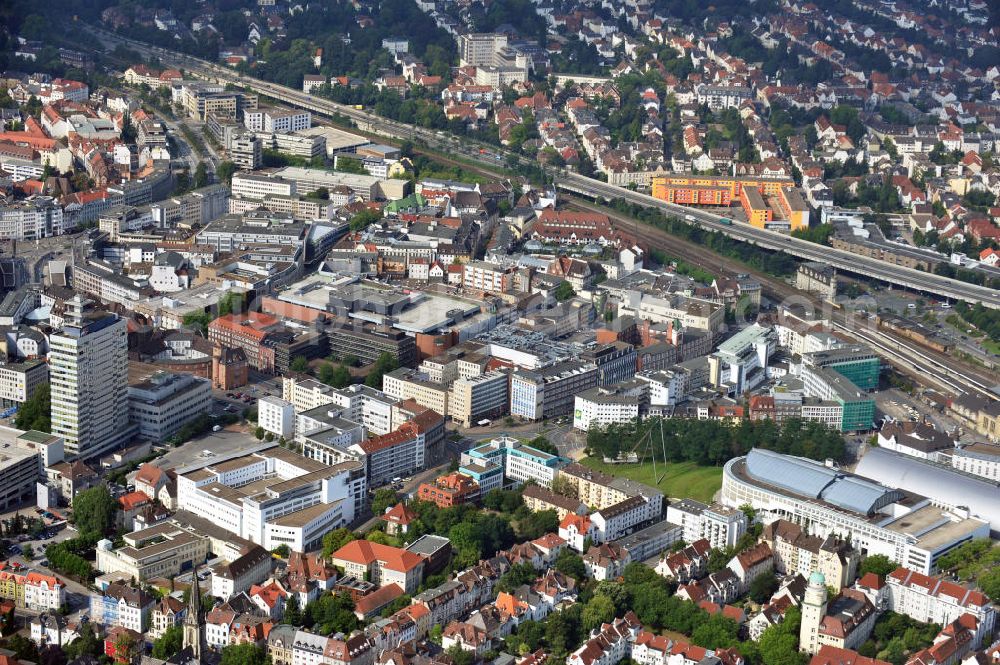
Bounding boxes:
0 0 997 665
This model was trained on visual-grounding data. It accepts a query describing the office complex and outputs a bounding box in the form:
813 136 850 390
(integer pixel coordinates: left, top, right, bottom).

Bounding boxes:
49 296 132 459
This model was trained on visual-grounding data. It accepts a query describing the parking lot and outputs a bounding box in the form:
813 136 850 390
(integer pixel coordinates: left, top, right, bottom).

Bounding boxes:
152 428 269 472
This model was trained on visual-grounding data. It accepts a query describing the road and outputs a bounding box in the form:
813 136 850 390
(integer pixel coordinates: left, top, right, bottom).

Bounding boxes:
84 24 1000 310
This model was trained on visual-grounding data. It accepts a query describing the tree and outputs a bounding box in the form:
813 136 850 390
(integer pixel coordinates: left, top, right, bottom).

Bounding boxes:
372 488 399 516
284 594 303 626
750 574 780 603
555 549 586 581
290 355 310 373
582 594 616 632
2 634 38 662
71 486 118 537
321 527 356 557
758 606 807 665
62 626 102 660
365 352 399 389
255 426 265 440
550 475 578 498
217 291 244 317
446 646 475 665
272 544 290 558
858 554 896 579
319 362 352 388
553 280 576 302
429 624 443 644
151 625 183 659
193 162 209 189
14 384 50 432
220 644 268 665
215 161 237 185
22 544 33 560
497 563 539 593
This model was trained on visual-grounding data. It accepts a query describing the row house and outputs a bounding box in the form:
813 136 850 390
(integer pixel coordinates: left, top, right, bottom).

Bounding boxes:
88 582 154 633
655 539 712 583
567 613 643 665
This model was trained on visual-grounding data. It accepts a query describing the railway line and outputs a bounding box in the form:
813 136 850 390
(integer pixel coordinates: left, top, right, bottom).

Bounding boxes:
88 24 1000 309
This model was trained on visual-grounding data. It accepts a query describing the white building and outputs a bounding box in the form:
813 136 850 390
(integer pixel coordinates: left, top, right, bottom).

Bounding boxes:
49 297 132 459
886 567 996 647
709 324 776 395
665 499 748 550
722 449 990 574
592 494 660 542
244 107 311 134
946 443 1000 481
176 447 367 552
258 396 295 439
573 381 646 431
127 372 212 443
0 196 65 241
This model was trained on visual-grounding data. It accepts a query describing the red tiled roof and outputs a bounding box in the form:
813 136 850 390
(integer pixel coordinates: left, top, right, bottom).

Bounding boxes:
332 540 424 573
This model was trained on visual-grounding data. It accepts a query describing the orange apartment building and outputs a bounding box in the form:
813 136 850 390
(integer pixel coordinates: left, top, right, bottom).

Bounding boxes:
651 175 808 231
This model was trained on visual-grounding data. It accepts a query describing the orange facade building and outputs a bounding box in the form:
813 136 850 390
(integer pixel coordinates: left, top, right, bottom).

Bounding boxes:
651 175 808 231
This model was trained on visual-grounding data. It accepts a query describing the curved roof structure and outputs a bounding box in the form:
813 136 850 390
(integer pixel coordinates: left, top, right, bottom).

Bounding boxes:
855 448 1000 533
745 448 905 516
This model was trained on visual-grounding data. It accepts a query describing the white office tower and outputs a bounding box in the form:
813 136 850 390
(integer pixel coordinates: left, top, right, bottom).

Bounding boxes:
50 296 131 459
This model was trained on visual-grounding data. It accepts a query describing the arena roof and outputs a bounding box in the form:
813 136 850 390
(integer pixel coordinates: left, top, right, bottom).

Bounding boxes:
855 448 1000 533
745 448 904 516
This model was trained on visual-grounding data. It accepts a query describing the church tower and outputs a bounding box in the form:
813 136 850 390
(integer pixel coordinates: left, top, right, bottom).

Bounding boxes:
183 567 205 661
799 571 828 655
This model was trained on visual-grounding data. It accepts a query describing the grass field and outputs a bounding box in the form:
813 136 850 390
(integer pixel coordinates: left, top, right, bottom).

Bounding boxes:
578 456 723 503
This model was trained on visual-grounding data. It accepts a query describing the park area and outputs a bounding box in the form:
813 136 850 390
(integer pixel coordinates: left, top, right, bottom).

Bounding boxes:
578 456 723 503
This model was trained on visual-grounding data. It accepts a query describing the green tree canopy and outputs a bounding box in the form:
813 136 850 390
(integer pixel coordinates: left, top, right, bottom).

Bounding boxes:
71 486 119 537
321 528 357 557
14 384 50 433
151 625 183 659
220 644 268 665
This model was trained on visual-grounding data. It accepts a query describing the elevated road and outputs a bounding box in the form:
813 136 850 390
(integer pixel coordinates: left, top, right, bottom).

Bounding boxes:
90 25 1000 309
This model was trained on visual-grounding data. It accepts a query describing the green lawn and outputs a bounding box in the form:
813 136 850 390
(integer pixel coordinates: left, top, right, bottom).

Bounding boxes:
578 456 723 503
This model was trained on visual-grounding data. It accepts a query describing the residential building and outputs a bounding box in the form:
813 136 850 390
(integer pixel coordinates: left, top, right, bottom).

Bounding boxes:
259 396 295 440
666 500 748 550
211 545 273 600
566 612 641 665
885 568 995 647
799 573 877 655
573 380 647 431
0 359 48 409
0 427 62 512
509 362 599 421
764 520 858 590
89 582 154 633
417 472 480 507
330 540 425 594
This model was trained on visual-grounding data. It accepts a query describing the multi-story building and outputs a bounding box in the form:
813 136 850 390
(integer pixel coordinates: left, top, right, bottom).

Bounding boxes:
243 107 311 134
459 33 508 67
230 134 262 170
0 569 66 611
509 362 599 421
211 545 273 600
49 296 132 459
802 347 880 392
566 613 641 665
95 521 210 582
462 261 513 293
382 369 449 417
448 370 509 427
330 540 424 594
557 462 664 517
592 494 661 542
800 573 877 655
258 396 295 439
801 364 874 432
89 583 154 633
231 173 296 200
180 83 257 121
666 499 748 550
127 372 212 443
417 472 480 507
572 380 647 431
796 263 838 300
0 358 48 409
196 211 306 253
347 408 442 488
580 343 638 387
709 324 777 396
461 436 566 488
0 196 64 240
176 447 367 552
946 443 1000 481
721 449 990 574
885 567 995 647
208 312 281 373
764 519 858 590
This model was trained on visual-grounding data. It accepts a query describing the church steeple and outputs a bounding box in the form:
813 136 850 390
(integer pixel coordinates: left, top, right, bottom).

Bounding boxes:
183 567 205 661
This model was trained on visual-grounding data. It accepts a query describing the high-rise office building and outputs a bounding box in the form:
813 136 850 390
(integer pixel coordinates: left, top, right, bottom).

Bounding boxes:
49 296 131 459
